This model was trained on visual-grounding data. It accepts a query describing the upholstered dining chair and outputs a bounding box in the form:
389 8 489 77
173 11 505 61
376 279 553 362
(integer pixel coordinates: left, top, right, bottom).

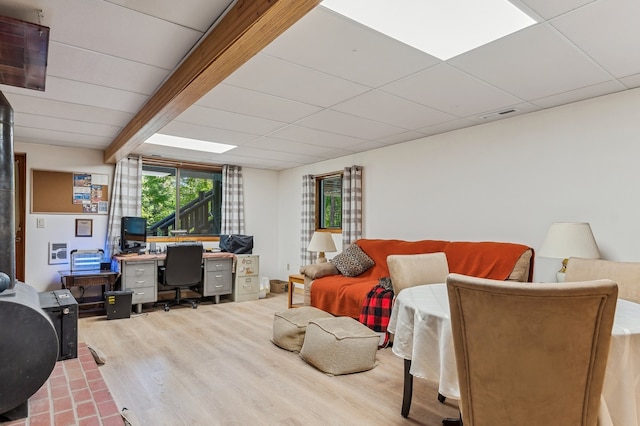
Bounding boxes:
387 252 450 296
446 273 618 426
565 257 640 304
159 243 203 311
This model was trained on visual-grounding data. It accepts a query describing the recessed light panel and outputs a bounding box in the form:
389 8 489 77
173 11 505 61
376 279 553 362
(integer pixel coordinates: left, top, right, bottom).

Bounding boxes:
144 134 236 154
321 0 536 60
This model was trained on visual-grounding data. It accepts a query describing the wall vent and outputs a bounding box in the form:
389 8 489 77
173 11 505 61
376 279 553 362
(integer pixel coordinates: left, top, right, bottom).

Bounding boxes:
479 108 518 120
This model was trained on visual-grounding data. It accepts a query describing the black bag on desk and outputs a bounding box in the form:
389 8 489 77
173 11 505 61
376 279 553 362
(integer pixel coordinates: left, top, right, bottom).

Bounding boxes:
219 234 253 254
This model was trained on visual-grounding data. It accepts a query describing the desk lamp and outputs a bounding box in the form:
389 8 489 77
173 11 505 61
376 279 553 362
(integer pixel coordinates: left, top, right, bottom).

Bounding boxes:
307 231 337 264
539 222 600 282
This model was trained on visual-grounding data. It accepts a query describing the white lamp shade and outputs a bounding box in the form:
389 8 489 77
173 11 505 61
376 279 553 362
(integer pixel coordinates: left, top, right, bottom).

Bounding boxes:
539 222 600 260
307 231 337 254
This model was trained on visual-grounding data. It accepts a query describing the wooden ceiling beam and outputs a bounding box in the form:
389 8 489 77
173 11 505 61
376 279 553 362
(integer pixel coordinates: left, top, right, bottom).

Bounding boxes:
104 0 321 164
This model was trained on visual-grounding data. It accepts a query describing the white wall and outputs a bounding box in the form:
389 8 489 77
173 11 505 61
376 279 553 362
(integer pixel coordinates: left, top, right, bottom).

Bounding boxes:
277 88 640 283
15 143 114 291
15 143 281 291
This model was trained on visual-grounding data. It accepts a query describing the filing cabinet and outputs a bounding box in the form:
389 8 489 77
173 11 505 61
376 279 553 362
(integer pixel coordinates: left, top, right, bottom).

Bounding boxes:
201 257 233 303
232 254 259 302
121 260 157 312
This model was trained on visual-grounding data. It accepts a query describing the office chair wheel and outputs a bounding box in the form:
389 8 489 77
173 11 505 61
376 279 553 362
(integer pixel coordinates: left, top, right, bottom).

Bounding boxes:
164 305 170 312
191 301 198 309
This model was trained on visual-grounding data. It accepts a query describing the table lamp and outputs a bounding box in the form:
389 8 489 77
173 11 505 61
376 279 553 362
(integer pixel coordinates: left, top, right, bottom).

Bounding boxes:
307 231 337 263
539 222 600 282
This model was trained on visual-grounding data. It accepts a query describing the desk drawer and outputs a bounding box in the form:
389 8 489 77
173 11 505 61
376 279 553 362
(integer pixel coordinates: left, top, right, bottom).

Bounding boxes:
123 261 156 289
130 286 156 305
205 258 232 272
203 270 232 296
236 255 259 276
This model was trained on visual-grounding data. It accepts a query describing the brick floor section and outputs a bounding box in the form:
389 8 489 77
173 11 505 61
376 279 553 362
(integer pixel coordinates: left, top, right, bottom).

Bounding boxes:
1 343 124 426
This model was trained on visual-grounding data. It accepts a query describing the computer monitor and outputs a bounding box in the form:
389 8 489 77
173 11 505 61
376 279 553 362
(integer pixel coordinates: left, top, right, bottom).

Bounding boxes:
120 216 147 253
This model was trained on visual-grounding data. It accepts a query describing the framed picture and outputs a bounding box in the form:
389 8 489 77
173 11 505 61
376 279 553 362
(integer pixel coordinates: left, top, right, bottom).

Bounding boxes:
75 219 93 237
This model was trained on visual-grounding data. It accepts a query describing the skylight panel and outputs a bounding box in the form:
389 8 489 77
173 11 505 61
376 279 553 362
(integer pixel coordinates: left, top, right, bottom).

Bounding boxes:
145 134 236 154
321 0 536 60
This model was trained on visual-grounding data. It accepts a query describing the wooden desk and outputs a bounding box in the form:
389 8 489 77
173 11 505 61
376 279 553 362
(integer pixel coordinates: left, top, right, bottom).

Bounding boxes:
288 274 304 308
58 269 119 309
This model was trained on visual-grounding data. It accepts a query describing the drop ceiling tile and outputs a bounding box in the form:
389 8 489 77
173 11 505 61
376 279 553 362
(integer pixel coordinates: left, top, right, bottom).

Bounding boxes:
41 77 149 113
448 24 612 100
415 118 478 136
619 73 640 89
104 0 232 32
519 0 596 19
14 126 112 148
374 131 429 145
176 105 286 135
269 125 368 149
197 84 322 122
262 6 440 88
15 113 121 137
159 121 258 145
225 54 370 108
227 146 324 163
47 42 169 95
551 0 640 79
332 90 456 130
530 80 626 108
51 0 202 69
297 109 405 140
245 136 345 157
382 63 522 117
2 93 134 127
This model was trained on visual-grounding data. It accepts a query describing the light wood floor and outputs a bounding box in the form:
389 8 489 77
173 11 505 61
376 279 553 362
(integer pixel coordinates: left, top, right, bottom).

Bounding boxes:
79 292 459 425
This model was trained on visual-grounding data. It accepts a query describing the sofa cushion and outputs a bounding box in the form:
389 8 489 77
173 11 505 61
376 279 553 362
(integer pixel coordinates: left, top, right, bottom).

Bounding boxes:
300 262 339 279
330 244 375 277
387 252 450 296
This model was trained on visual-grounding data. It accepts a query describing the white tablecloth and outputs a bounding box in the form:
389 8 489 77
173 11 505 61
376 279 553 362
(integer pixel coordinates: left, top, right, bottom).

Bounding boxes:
388 283 640 426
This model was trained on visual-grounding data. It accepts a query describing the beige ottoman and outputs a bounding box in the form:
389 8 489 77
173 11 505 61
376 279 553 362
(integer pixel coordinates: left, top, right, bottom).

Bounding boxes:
272 306 333 352
300 316 379 375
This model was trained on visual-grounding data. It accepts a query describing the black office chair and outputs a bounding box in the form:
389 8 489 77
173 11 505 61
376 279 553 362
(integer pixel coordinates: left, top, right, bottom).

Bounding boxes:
159 243 203 311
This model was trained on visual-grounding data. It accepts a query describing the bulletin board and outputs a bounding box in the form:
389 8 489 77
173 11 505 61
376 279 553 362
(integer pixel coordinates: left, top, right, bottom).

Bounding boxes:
31 169 109 214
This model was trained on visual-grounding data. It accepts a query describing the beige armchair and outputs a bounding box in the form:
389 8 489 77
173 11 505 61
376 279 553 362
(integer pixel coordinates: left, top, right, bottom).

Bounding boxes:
565 257 640 304
446 273 617 426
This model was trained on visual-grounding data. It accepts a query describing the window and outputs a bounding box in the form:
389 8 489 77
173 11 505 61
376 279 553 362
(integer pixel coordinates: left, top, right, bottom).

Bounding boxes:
141 162 222 237
316 174 342 230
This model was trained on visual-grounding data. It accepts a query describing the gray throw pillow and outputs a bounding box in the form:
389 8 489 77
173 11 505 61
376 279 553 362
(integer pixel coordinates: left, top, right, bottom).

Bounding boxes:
330 244 375 277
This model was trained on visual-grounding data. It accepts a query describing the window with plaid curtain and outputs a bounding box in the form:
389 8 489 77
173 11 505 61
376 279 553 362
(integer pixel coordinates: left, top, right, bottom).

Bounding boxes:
342 165 362 247
221 165 245 235
300 174 315 266
105 157 142 257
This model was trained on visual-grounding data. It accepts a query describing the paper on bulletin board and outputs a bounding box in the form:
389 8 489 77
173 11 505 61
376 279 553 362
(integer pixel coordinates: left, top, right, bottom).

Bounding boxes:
73 173 108 213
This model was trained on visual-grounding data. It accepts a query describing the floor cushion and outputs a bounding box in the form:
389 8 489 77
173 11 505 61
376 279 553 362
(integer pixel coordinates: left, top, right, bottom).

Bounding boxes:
300 316 379 375
272 306 333 352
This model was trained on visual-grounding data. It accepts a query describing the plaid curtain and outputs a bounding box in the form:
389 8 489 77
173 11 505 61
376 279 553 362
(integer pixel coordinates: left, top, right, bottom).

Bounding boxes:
342 165 363 247
300 174 315 266
105 157 142 257
221 165 245 234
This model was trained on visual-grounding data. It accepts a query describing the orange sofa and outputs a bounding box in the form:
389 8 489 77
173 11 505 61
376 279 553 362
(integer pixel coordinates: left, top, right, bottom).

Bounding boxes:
300 239 534 318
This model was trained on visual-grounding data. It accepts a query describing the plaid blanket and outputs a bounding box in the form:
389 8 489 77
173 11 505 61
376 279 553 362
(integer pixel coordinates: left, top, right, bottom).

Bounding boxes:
359 282 394 347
